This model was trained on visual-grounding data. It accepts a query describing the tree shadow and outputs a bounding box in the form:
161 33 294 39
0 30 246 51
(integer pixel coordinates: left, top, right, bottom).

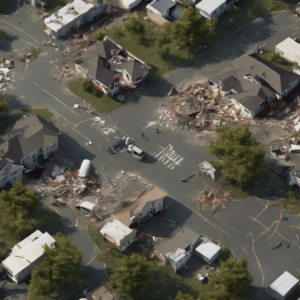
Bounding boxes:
4 0 26 16
0 33 19 53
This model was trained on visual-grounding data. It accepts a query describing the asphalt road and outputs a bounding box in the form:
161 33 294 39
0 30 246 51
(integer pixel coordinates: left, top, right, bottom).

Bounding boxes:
2 2 300 293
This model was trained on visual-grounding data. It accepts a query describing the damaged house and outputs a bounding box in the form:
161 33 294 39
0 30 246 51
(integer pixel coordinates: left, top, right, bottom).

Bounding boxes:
0 115 60 189
146 0 183 26
44 0 104 39
209 47 300 118
155 227 201 272
113 187 167 227
74 37 151 96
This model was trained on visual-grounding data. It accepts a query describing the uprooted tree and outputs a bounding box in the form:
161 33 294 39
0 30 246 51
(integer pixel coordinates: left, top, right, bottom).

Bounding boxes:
0 182 41 236
207 125 266 186
29 236 83 298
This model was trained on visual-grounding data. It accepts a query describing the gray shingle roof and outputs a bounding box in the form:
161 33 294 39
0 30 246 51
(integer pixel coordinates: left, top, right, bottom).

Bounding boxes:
156 227 199 255
0 115 60 165
148 0 176 14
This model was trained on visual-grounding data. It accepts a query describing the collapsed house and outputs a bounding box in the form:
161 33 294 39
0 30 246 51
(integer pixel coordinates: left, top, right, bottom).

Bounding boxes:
146 0 183 26
100 219 138 252
44 0 104 39
2 231 55 284
112 187 167 227
209 47 300 118
74 36 151 96
155 227 201 272
268 271 299 300
0 115 60 189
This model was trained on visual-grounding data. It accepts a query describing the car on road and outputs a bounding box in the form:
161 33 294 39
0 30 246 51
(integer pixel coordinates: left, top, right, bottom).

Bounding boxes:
127 144 144 160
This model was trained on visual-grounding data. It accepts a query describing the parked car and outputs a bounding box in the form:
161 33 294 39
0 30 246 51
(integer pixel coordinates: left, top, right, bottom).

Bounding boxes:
127 144 144 160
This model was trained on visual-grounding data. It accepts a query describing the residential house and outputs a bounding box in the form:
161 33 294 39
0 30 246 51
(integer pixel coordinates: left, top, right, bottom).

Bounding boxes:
209 47 300 118
155 227 201 272
276 37 300 68
196 0 233 19
199 161 218 181
268 271 299 300
2 231 55 284
11 230 43 255
146 0 183 26
84 283 121 300
44 0 104 39
195 238 221 264
100 219 138 251
113 187 167 227
0 115 60 189
74 37 151 96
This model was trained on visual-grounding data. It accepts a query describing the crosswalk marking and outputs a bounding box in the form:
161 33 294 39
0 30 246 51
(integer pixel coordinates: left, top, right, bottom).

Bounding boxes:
154 144 184 170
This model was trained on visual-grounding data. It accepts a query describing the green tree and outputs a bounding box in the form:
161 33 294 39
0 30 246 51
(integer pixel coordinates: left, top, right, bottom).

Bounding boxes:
208 257 253 298
207 125 266 185
81 79 93 93
166 6 212 60
0 93 9 113
93 30 105 42
0 182 40 236
123 17 145 43
270 52 285 64
111 253 150 294
155 36 170 58
175 291 194 300
29 236 83 296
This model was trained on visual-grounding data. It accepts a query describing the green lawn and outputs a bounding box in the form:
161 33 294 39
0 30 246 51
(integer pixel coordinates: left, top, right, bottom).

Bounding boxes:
259 51 294 72
20 108 54 123
223 169 274 200
106 12 189 79
89 226 210 300
68 78 122 114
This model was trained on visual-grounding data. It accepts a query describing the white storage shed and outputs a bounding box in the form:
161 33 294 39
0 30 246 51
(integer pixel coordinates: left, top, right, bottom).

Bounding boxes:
11 230 43 254
78 159 91 178
276 38 300 66
195 239 221 264
120 0 141 10
2 232 55 284
268 271 299 300
196 0 228 19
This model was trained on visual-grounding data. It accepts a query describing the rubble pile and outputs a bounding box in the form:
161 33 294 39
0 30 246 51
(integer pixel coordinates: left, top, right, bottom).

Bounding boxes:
42 39 60 50
193 187 231 212
66 33 91 46
295 2 300 16
0 67 13 93
58 61 74 79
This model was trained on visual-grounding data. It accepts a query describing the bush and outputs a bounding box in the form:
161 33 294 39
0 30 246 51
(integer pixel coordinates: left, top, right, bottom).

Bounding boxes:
110 25 120 38
220 246 232 262
81 80 93 93
92 86 101 97
30 46 40 60
270 52 285 64
122 17 145 42
93 30 105 42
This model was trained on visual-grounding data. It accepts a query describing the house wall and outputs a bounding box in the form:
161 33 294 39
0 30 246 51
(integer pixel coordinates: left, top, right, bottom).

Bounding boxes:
0 163 24 189
199 0 227 19
102 231 137 252
196 248 221 264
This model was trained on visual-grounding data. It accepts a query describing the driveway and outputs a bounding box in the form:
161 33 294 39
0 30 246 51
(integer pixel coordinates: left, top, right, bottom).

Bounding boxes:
1 2 300 291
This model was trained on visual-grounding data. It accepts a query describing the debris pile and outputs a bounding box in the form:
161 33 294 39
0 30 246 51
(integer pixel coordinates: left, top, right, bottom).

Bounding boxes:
0 68 13 93
295 2 300 16
0 56 15 68
58 61 74 79
193 187 231 212
42 39 60 50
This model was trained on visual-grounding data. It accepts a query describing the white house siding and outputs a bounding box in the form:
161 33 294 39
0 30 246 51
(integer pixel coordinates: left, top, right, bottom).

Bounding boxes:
134 198 164 223
0 164 23 189
43 139 59 159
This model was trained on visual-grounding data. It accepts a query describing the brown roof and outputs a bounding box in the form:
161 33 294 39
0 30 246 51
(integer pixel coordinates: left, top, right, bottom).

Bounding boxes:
113 187 167 226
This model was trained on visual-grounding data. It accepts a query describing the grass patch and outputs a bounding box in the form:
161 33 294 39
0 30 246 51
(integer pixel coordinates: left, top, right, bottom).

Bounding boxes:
68 78 122 114
30 46 40 61
90 111 100 116
44 0 73 13
89 226 210 300
280 191 300 215
223 169 274 200
259 51 294 72
0 29 6 39
20 108 54 123
106 12 189 78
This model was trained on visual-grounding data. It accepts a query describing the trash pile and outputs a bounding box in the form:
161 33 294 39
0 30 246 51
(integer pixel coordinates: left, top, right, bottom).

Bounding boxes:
66 33 91 46
42 39 60 50
295 2 300 16
0 68 13 93
58 61 74 79
193 187 231 212
0 56 15 68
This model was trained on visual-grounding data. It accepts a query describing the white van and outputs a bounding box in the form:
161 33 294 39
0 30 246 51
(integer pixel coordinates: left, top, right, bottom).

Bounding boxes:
78 159 91 178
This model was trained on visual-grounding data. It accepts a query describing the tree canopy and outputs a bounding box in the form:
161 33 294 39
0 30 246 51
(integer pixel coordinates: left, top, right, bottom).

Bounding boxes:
175 291 194 300
123 17 146 43
207 125 266 185
0 93 9 113
111 253 150 294
93 30 105 42
0 182 40 236
29 236 83 297
205 257 253 299
161 6 214 59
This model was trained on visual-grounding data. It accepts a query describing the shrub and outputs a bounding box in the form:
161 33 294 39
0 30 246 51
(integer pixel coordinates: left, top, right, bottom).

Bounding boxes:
30 47 40 60
92 86 101 97
93 30 105 42
270 52 285 64
81 80 93 93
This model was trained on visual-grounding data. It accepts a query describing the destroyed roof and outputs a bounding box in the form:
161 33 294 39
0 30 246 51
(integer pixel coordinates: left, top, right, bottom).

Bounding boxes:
156 227 200 255
0 115 60 164
113 187 167 226
44 0 100 32
210 48 300 95
110 59 146 81
147 0 176 14
88 55 116 87
269 271 299 297
100 219 136 244
2 232 55 276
